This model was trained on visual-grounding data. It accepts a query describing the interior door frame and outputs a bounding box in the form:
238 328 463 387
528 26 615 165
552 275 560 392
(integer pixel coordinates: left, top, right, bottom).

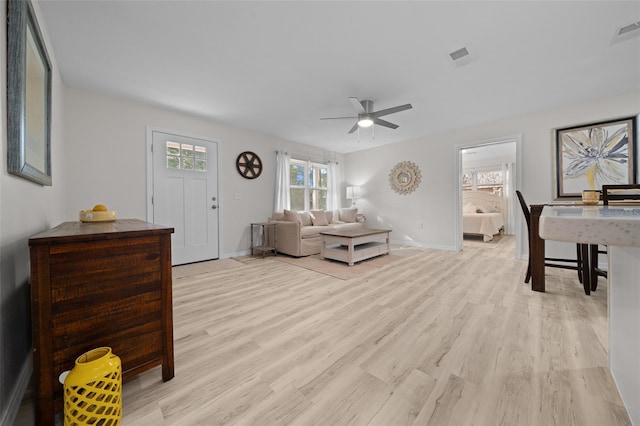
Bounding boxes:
454 134 523 259
145 125 222 259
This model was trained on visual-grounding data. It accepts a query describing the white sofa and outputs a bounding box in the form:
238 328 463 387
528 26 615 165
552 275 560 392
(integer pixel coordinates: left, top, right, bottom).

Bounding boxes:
268 208 365 257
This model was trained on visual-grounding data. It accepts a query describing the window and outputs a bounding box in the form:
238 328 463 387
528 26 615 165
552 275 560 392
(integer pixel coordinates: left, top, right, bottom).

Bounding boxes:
166 141 207 172
289 158 328 211
476 170 502 187
463 169 503 195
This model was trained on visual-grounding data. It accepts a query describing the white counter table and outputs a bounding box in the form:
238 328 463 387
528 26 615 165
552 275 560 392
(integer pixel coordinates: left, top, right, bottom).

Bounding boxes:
540 205 640 424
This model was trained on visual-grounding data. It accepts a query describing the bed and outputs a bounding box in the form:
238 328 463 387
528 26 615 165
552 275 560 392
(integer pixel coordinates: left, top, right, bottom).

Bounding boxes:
462 190 505 242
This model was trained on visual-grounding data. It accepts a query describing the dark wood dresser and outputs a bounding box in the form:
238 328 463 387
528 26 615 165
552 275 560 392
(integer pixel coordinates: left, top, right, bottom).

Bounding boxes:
28 219 175 425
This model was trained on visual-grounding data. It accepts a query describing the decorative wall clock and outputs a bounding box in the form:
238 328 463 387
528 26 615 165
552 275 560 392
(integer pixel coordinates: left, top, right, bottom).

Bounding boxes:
236 151 262 179
389 161 421 195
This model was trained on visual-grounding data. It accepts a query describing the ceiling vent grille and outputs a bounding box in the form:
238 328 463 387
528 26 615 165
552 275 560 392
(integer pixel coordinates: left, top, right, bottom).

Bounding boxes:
612 20 640 44
449 46 473 67
618 21 640 36
450 47 470 62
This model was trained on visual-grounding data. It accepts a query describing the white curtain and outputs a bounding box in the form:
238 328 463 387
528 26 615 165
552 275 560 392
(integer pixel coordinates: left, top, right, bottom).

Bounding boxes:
274 151 290 212
327 161 341 211
502 162 516 234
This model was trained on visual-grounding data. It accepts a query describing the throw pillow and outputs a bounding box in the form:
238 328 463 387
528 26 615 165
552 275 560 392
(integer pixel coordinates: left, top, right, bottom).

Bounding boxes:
310 210 329 226
299 211 313 226
340 208 358 223
283 209 302 225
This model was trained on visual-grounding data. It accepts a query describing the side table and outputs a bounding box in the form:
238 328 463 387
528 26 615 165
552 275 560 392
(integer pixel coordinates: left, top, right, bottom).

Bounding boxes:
250 222 277 257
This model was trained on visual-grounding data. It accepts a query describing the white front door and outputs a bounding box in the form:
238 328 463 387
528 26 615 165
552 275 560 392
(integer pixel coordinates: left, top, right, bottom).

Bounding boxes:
151 130 219 265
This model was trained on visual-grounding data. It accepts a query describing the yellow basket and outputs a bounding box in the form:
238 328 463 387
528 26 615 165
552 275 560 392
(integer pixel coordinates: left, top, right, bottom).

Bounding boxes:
79 210 116 222
63 347 122 426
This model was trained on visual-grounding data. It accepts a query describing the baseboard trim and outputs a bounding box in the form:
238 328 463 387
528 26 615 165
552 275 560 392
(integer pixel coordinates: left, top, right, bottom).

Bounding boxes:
0 353 32 426
221 249 251 259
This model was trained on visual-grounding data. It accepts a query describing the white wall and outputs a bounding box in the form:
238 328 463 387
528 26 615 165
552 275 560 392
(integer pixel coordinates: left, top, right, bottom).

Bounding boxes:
343 90 640 256
0 1 66 423
462 142 516 171
63 88 341 257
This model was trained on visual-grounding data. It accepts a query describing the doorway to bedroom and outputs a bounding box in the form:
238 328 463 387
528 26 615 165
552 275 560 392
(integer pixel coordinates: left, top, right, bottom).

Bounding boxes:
458 138 519 255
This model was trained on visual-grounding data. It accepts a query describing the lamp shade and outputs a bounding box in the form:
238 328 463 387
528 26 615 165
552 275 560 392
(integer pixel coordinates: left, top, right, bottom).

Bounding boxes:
346 186 362 199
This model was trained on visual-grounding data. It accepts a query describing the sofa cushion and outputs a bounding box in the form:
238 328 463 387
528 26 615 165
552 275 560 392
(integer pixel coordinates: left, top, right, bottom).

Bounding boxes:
272 212 285 221
310 210 329 226
300 226 329 239
328 222 363 232
325 210 334 223
340 208 358 223
299 211 313 226
283 209 302 225
330 210 343 224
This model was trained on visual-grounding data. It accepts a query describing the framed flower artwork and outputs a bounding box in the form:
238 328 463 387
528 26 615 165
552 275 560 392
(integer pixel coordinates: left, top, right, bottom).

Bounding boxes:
555 117 637 199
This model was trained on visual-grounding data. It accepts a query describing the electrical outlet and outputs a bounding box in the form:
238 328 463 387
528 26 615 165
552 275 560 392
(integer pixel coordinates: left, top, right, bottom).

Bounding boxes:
234 192 241 200
417 221 423 229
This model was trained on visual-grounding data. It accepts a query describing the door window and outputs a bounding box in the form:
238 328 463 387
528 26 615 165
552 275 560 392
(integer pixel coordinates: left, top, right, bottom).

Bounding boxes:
166 141 207 172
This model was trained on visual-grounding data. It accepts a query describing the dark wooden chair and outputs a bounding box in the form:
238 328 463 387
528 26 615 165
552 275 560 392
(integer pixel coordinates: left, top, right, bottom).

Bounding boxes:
590 184 640 291
516 190 588 292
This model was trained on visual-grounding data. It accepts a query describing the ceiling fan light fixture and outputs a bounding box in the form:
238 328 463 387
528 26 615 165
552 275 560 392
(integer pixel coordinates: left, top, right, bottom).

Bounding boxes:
358 117 374 128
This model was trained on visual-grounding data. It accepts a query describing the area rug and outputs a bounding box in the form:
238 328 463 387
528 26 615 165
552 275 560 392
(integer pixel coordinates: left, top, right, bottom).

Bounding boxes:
275 247 422 280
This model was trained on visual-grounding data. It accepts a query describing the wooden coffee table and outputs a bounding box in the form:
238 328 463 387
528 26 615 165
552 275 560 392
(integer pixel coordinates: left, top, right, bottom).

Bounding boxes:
320 228 391 266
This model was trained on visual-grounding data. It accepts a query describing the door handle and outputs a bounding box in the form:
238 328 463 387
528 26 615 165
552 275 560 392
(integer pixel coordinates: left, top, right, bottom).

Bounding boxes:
211 205 218 209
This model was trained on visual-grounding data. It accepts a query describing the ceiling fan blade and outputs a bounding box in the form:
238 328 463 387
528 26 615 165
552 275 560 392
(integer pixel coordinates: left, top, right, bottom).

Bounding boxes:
348 97 367 114
348 122 359 134
373 117 399 129
372 103 413 118
320 116 357 120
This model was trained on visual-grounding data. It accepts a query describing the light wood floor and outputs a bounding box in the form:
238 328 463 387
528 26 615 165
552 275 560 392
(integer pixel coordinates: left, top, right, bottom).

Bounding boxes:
17 236 630 425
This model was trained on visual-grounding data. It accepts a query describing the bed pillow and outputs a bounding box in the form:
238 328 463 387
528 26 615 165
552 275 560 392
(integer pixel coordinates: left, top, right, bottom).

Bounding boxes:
283 209 302 225
310 210 329 226
463 203 477 214
477 204 498 213
340 208 358 223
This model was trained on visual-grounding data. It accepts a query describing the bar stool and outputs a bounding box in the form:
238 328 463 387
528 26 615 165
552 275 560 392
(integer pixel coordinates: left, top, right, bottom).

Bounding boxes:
516 191 589 293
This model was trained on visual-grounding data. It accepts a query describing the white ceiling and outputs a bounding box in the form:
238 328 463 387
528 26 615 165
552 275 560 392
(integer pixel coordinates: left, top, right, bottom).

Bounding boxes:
38 1 640 154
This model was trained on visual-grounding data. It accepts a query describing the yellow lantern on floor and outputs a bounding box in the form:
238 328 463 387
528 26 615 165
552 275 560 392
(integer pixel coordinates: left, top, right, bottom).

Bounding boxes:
63 347 122 425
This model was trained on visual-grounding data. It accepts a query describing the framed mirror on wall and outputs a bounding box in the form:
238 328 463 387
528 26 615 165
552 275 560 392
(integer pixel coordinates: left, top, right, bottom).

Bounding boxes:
7 0 53 186
389 161 421 195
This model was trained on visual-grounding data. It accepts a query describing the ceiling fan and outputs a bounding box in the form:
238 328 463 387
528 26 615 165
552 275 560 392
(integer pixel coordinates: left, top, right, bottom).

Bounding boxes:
321 97 413 134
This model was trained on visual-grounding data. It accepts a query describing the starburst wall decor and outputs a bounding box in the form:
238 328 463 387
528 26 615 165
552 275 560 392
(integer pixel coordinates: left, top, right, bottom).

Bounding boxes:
555 117 636 199
389 161 422 195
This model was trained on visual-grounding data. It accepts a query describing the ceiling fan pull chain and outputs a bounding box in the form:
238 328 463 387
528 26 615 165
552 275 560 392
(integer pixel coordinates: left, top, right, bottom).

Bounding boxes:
357 126 360 143
372 124 375 141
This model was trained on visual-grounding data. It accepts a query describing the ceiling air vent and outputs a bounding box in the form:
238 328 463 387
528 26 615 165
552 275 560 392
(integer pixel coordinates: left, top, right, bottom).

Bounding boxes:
618 21 640 36
612 20 640 44
449 46 472 67
450 47 470 61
